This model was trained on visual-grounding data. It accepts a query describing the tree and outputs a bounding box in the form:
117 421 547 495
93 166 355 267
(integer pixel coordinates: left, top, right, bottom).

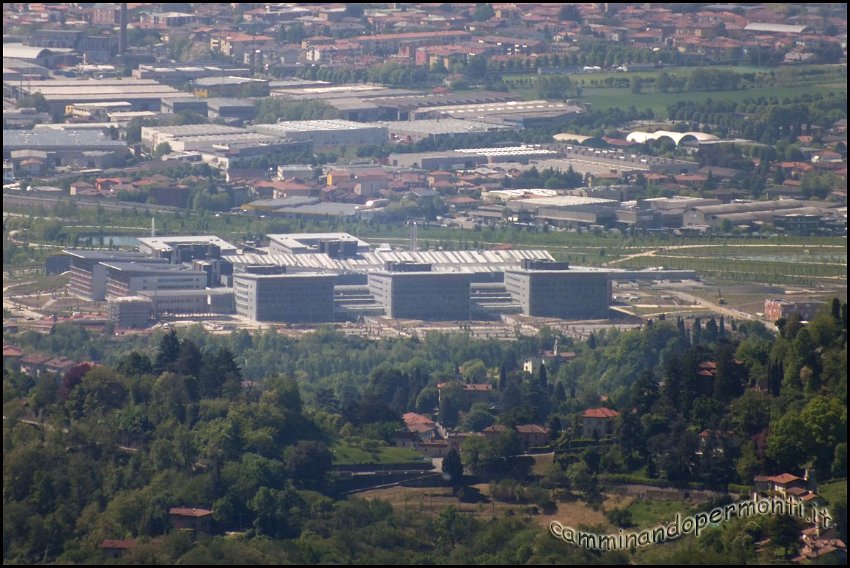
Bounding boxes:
152 142 172 160
538 362 548 387
558 4 582 22
766 413 810 471
473 4 495 21
657 71 673 93
536 76 572 100
443 448 464 487
286 441 332 488
631 76 644 94
116 351 153 377
768 514 803 558
566 461 594 494
59 363 92 400
154 329 180 373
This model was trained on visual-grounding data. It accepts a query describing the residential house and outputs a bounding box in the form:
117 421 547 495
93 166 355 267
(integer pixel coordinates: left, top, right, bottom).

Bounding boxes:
100 540 136 559
580 407 620 438
482 424 550 451
168 508 213 532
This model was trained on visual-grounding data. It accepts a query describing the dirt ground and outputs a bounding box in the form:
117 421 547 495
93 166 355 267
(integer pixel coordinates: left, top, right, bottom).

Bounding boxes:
358 484 611 529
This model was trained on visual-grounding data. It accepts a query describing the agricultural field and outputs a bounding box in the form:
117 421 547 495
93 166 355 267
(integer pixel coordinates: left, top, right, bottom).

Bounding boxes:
580 84 846 115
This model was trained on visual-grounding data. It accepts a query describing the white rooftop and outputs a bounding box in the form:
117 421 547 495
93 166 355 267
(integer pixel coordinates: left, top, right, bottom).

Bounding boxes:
255 120 385 132
512 195 617 208
137 235 237 253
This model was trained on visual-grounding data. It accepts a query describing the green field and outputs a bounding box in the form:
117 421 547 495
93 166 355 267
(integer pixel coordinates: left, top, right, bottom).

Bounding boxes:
330 441 425 466
817 479 847 507
626 499 691 528
582 84 846 115
508 64 847 115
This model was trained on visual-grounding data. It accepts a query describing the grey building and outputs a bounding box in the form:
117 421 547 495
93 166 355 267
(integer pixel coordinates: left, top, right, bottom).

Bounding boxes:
234 272 336 323
65 250 157 300
101 262 207 300
108 296 153 328
504 261 611 319
137 235 238 259
205 98 256 121
250 120 388 150
3 129 127 168
160 97 209 115
267 233 370 256
368 267 472 320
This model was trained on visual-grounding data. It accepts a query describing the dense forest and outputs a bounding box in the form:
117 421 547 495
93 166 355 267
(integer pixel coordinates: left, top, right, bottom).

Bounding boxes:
3 301 847 563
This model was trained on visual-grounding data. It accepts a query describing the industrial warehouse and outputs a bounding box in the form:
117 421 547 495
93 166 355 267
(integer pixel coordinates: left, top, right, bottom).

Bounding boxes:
59 232 696 329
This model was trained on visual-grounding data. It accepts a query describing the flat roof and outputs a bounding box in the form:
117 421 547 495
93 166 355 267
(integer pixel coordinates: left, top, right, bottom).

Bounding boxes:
137 235 237 253
19 79 182 99
226 249 557 273
485 189 560 199
205 97 253 108
194 76 267 86
744 23 808 33
3 129 127 149
234 271 335 280
380 118 512 135
268 232 370 248
99 261 198 275
63 250 151 261
253 120 386 133
417 99 582 116
511 195 618 208
370 270 473 278
142 124 246 137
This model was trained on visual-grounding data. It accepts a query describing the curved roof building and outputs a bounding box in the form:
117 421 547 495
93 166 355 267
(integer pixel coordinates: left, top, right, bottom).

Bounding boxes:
626 130 719 146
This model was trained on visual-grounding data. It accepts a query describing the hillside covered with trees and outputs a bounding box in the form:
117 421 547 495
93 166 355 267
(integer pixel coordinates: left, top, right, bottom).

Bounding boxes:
3 301 846 563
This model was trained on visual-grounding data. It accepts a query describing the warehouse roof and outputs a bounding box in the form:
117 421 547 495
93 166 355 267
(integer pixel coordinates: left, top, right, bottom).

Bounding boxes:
3 129 126 150
253 120 386 132
510 195 617 209
17 78 182 99
744 23 808 33
380 118 512 135
193 76 267 86
225 249 556 273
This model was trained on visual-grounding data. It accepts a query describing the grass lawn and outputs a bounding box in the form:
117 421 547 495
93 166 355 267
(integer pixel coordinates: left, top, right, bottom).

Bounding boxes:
330 441 424 465
817 479 847 507
581 84 846 115
626 499 691 528
4 274 69 296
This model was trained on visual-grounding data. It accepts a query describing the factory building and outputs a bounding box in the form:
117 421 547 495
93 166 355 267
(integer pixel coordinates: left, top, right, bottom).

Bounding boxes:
140 124 247 150
504 260 612 319
3 129 127 169
368 262 472 320
234 270 336 323
7 78 184 114
251 120 388 150
192 76 269 98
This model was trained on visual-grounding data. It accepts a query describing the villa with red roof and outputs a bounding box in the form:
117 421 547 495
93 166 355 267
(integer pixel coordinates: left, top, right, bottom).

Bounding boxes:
402 412 437 442
580 407 620 438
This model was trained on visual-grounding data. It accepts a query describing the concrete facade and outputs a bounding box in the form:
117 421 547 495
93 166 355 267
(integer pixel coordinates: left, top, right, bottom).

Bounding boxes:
504 268 611 319
234 272 335 323
368 271 472 320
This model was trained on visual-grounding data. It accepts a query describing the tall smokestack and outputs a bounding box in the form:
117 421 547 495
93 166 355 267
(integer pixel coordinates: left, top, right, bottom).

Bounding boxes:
119 3 128 55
